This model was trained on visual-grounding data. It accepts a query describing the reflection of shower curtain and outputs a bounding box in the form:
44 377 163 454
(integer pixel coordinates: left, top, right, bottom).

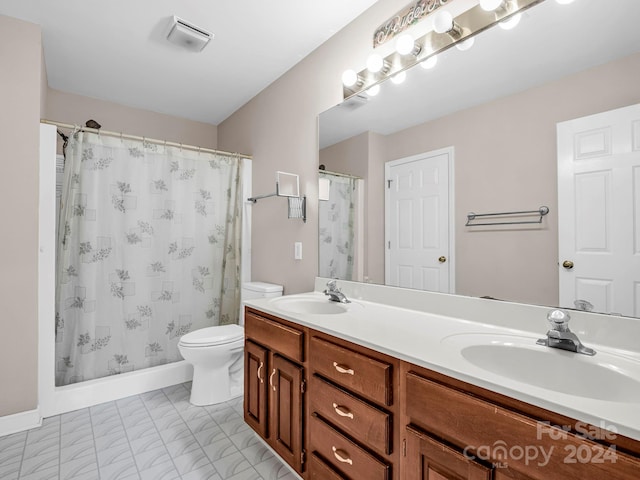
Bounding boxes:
55 131 242 386
319 172 357 280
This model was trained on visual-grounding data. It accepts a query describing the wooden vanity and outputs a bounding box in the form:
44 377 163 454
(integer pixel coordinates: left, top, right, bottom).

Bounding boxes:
243 306 640 479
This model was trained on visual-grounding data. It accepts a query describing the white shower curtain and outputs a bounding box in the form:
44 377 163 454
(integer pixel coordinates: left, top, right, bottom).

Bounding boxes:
55 131 242 386
318 172 358 280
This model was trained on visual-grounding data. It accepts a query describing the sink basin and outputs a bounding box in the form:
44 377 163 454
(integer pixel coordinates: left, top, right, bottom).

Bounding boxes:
269 296 348 315
442 334 640 402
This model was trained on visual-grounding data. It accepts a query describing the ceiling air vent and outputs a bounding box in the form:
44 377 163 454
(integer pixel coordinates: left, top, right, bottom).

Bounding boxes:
167 16 213 52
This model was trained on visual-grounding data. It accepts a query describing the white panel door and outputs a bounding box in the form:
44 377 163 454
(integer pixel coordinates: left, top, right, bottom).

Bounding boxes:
385 149 452 292
558 103 640 316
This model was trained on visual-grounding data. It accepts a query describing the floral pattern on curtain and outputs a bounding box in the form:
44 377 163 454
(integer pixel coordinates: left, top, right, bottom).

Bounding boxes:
55 131 243 386
318 172 357 280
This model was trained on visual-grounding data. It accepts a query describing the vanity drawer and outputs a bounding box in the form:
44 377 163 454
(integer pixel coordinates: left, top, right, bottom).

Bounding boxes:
406 371 640 479
310 413 390 480
308 452 346 480
245 310 304 362
310 337 392 406
310 375 392 454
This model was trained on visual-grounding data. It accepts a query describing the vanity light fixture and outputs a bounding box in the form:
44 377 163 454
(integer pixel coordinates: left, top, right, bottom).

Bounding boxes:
366 53 386 73
341 69 360 88
499 12 522 29
341 0 548 100
479 0 507 11
420 55 438 69
395 33 419 56
455 37 475 51
432 10 463 38
366 84 381 96
390 71 407 84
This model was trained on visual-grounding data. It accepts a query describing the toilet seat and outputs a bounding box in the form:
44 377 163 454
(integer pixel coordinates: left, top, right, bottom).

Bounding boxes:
178 324 244 348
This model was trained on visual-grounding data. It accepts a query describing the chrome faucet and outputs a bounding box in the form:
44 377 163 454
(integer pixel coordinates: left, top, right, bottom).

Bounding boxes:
324 280 350 304
536 309 596 356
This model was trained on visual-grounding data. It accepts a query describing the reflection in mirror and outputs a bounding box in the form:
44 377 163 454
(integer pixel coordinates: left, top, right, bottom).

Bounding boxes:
318 170 364 281
276 171 300 197
318 0 640 317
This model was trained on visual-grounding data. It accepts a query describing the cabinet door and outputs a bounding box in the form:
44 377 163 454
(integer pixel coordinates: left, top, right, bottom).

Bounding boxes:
270 354 304 473
405 426 492 480
244 340 268 438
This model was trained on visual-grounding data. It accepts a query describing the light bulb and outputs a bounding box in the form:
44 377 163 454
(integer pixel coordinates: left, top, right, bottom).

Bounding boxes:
396 34 415 55
342 69 358 87
391 71 406 85
479 0 505 11
499 12 521 30
366 84 380 97
420 55 438 69
555 0 575 4
456 37 475 51
433 10 454 34
366 53 384 73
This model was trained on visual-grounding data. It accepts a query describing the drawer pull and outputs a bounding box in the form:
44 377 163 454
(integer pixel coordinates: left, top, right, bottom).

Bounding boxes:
332 362 355 375
269 368 276 391
332 403 354 420
257 361 264 384
331 446 353 465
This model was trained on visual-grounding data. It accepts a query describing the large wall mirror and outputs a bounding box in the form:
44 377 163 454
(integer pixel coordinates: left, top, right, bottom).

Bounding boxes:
318 0 640 317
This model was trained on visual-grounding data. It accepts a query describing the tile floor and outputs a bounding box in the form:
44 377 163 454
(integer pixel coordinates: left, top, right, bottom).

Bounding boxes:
0 383 298 480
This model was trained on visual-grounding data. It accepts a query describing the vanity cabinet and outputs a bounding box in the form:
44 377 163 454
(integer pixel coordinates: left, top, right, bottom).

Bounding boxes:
307 334 399 480
243 305 640 480
244 309 306 474
402 364 640 480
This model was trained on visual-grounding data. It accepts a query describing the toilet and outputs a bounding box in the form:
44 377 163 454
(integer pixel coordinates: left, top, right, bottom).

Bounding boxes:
178 281 283 406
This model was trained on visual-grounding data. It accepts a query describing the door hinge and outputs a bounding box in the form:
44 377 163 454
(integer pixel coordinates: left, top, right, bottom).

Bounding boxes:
388 240 391 249
402 438 407 457
387 179 392 188
301 449 306 465
300 379 306 394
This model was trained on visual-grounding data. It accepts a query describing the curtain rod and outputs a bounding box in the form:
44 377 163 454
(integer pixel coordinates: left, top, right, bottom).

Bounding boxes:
41 119 252 159
319 169 362 180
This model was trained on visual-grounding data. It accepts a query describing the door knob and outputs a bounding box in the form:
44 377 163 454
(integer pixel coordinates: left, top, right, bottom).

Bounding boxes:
562 260 574 269
438 256 447 263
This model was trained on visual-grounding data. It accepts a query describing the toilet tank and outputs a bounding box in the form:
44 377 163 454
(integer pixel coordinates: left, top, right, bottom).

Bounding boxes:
240 281 283 325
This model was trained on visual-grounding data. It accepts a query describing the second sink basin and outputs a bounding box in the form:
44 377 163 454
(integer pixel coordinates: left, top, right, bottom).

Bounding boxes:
442 334 640 402
269 295 348 315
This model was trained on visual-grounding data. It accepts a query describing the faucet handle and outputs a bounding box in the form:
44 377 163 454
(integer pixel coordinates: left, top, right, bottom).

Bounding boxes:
326 279 337 290
547 309 570 332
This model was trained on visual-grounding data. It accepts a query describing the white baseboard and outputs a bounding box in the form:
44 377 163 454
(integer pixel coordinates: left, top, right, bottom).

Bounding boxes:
0 408 42 437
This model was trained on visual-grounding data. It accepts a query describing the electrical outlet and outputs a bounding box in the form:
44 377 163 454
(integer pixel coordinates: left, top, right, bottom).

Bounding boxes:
294 242 302 260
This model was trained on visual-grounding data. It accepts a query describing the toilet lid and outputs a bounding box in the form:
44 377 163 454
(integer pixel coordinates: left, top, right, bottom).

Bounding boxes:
179 324 244 347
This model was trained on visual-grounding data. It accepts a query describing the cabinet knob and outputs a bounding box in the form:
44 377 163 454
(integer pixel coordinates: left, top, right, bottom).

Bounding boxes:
332 403 354 420
562 260 574 269
333 362 355 375
332 446 353 465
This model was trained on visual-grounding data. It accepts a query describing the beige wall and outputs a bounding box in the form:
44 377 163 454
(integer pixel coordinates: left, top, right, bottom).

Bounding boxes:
319 52 640 306
46 89 218 151
0 15 42 417
218 0 408 293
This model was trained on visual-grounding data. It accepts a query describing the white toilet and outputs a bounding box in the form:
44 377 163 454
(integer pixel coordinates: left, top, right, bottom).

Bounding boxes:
178 281 283 406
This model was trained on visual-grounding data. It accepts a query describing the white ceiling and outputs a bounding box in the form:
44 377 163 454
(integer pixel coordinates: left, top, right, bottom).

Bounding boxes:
320 0 640 148
0 0 378 125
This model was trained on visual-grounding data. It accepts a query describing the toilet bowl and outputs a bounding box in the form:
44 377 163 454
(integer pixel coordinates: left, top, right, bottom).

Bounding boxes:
178 324 244 406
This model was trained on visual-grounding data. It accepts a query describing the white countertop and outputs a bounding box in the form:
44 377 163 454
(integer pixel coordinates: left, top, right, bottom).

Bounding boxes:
244 278 640 443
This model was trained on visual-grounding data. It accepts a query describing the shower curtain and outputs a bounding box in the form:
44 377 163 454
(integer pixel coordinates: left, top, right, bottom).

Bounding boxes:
55 131 242 386
318 172 357 280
